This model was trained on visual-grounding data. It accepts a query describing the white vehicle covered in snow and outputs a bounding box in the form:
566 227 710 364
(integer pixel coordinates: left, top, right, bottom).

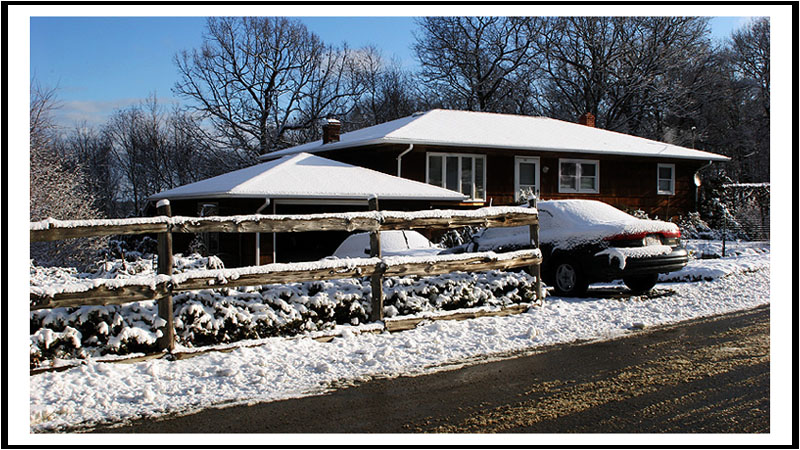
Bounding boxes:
470 199 689 296
331 230 443 258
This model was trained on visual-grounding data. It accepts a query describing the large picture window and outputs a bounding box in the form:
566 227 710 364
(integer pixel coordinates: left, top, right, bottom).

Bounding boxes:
657 163 675 195
559 159 599 193
426 153 486 201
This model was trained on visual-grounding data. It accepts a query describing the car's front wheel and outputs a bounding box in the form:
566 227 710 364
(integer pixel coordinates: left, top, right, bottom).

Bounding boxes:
551 258 588 297
623 273 659 293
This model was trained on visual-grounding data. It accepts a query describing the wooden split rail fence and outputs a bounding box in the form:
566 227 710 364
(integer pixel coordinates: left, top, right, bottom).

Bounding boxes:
31 200 542 352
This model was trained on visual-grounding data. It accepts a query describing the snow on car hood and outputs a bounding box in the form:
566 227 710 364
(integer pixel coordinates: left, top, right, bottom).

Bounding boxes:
476 200 679 251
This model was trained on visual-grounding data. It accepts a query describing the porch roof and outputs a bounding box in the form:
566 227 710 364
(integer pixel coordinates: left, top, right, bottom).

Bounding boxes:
149 152 467 202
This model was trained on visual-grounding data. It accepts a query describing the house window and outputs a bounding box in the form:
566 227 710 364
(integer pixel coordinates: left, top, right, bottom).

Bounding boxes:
559 159 599 193
514 156 540 202
426 153 486 201
657 163 675 195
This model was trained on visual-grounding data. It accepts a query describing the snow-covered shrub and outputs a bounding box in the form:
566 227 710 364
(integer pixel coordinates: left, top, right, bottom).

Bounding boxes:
695 172 769 241
30 252 541 366
186 234 207 256
97 237 158 262
174 254 225 272
619 207 653 220
677 212 718 240
437 226 481 249
681 239 770 260
384 270 538 315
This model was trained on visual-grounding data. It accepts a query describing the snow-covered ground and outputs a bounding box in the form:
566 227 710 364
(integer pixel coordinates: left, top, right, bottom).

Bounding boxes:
28 240 771 434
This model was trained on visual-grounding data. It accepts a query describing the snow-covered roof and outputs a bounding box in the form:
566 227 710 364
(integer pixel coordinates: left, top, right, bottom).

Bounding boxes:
260 109 729 162
149 152 467 202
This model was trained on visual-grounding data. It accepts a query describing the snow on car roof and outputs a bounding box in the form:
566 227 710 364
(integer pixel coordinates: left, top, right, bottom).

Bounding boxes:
149 152 466 202
261 109 729 162
476 199 679 251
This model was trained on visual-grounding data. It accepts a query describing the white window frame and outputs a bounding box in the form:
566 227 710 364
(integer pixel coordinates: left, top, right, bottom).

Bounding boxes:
558 158 600 194
657 163 676 195
514 156 540 202
425 152 487 201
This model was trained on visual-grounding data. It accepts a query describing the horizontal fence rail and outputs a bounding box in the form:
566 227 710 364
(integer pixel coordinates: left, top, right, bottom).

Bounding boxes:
30 207 538 242
31 204 542 352
30 249 542 310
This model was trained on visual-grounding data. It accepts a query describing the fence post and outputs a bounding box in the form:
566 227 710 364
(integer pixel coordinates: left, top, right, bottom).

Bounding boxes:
368 196 385 322
156 199 175 352
528 197 543 303
721 212 727 258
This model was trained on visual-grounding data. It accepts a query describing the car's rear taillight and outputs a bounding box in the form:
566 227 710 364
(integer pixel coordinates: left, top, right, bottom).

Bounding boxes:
603 230 680 247
660 230 680 246
603 232 647 242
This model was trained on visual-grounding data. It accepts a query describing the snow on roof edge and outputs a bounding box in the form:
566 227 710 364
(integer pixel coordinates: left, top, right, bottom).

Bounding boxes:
148 192 467 202
260 136 729 162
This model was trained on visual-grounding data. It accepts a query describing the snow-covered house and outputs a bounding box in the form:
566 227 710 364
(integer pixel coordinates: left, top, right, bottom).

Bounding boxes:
149 152 465 266
260 110 729 219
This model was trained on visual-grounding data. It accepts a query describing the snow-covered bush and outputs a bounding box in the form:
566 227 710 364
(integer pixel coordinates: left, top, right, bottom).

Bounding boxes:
677 212 718 240
682 239 770 260
30 255 540 367
384 271 538 315
97 237 158 262
437 226 481 249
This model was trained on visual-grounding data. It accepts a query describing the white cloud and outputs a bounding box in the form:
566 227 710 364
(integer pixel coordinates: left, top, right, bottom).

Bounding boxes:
53 97 181 128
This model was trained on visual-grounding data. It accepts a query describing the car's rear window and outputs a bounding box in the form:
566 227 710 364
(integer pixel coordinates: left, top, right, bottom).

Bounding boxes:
539 200 635 224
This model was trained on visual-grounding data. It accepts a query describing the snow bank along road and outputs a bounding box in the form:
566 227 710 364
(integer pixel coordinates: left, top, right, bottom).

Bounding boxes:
29 246 770 433
99 305 769 433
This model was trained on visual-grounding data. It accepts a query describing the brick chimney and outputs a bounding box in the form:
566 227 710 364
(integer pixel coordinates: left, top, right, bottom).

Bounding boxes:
578 112 595 128
322 118 341 144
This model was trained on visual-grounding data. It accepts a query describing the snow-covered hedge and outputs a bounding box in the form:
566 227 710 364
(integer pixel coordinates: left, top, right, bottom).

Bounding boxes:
30 255 539 368
682 239 770 260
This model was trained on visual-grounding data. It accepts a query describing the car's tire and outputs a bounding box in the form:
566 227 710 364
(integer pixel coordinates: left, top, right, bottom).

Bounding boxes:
623 273 659 293
550 258 588 297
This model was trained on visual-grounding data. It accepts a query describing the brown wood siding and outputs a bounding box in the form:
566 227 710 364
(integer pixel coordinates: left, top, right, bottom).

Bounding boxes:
316 143 706 219
154 142 707 266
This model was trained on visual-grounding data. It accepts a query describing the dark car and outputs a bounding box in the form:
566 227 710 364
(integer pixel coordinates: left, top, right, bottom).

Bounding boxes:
472 200 689 296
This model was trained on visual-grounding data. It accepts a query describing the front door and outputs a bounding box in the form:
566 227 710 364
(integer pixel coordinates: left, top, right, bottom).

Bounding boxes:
514 156 540 203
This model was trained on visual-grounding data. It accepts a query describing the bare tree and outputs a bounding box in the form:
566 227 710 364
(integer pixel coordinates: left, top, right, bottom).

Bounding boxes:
174 17 368 162
57 124 121 217
346 50 425 128
30 81 106 268
730 18 769 117
100 96 215 215
538 17 712 137
721 17 770 182
29 79 59 150
413 17 544 112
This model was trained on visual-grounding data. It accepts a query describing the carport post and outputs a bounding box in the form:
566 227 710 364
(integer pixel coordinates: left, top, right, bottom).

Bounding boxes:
368 196 385 322
528 198 544 303
156 199 175 352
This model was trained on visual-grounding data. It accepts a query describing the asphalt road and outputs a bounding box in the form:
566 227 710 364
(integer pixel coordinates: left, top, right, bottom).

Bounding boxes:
96 305 769 433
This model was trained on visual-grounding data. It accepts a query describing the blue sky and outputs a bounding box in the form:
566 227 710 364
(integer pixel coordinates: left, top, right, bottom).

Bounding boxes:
30 16 752 128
